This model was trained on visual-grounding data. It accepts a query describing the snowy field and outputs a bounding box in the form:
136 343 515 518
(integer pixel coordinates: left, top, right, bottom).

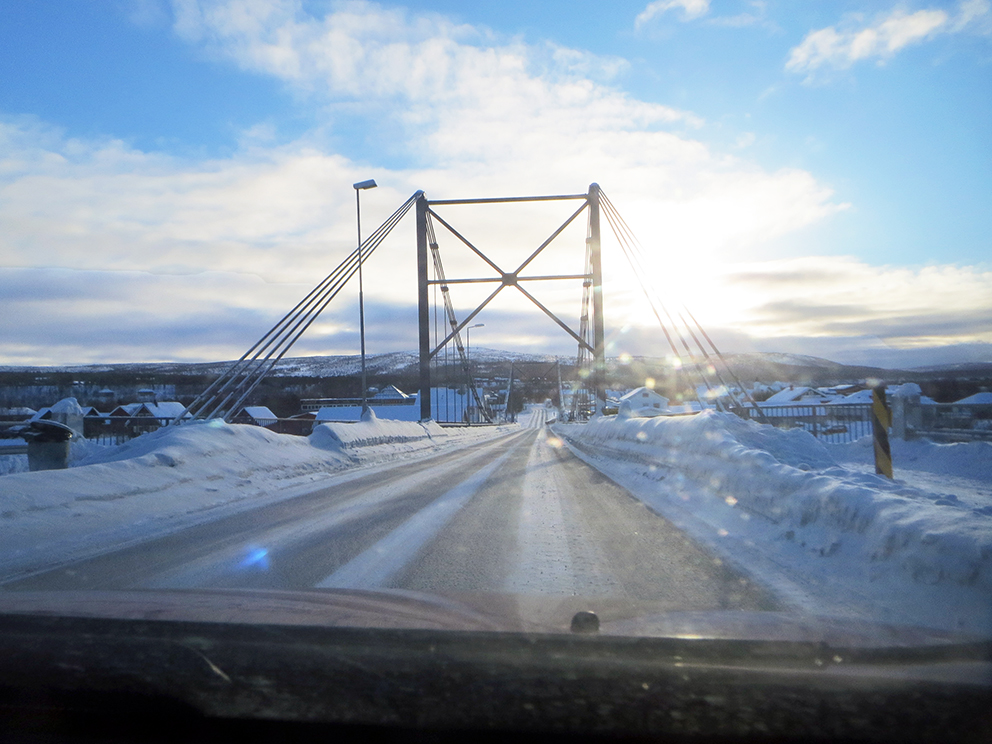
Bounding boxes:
0 416 512 581
555 412 992 636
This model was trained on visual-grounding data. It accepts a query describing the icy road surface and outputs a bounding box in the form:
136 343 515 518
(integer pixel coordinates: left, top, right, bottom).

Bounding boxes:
0 409 775 613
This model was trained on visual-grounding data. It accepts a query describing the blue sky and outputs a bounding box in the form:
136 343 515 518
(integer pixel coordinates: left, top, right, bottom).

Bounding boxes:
1 0 990 368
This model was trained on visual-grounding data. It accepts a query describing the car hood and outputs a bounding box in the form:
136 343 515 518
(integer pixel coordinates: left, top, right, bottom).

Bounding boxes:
0 587 983 649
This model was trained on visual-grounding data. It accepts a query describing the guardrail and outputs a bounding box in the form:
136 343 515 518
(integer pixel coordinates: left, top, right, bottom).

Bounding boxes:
730 403 873 444
919 402 992 441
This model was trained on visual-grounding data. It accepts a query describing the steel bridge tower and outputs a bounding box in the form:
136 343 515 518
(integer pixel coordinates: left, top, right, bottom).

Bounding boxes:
416 183 605 422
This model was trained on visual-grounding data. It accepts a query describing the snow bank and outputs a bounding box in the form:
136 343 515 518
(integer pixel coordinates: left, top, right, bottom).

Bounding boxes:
310 412 447 454
556 412 992 634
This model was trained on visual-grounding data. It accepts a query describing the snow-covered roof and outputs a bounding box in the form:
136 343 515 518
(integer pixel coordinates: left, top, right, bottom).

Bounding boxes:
762 386 812 404
0 407 36 418
619 387 666 403
762 386 839 405
49 397 84 415
137 402 189 419
372 385 409 400
108 403 142 416
617 387 670 418
834 389 874 404
242 406 277 422
955 392 992 405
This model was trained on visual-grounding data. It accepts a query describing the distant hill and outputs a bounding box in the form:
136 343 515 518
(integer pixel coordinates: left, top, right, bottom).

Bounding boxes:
3 349 985 387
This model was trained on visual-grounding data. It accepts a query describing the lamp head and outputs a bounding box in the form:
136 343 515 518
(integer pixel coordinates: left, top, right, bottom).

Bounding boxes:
353 179 377 190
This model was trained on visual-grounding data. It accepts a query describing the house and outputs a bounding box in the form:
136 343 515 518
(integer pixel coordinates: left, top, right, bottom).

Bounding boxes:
273 412 315 436
618 387 670 418
233 406 279 428
81 406 107 438
121 401 189 435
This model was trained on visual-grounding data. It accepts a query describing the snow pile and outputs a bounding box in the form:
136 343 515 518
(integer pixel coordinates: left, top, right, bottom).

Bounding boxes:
310 412 447 454
46 397 85 416
556 411 992 634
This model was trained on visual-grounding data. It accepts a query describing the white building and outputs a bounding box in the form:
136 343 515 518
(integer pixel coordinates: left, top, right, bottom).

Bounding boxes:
618 387 670 418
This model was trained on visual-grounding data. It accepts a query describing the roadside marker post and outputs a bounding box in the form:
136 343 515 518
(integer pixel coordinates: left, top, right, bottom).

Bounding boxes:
871 385 893 479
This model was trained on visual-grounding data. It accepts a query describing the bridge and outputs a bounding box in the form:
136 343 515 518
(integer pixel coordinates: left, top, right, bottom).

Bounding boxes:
3 187 983 674
174 183 760 427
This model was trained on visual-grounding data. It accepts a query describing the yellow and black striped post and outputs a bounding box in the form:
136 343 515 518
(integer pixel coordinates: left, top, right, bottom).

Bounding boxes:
871 385 893 479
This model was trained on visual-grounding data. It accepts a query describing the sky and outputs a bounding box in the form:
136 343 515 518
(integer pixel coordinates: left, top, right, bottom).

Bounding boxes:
1 0 990 370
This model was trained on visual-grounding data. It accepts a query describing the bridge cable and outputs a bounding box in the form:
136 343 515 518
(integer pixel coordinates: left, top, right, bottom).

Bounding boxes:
600 193 766 418
176 191 421 424
599 191 767 420
219 194 420 421
597 195 714 411
600 192 750 413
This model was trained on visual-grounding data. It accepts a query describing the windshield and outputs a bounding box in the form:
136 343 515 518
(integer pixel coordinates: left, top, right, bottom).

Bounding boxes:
1 0 990 736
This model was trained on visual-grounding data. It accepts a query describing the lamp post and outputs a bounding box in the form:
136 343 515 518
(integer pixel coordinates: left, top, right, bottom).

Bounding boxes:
466 323 484 423
354 178 377 416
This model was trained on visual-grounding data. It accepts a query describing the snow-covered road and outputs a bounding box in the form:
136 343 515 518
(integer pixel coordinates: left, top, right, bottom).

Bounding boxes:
3 405 988 636
1 409 776 617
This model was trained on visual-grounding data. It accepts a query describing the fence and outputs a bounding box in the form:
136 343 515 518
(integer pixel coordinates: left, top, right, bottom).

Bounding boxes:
730 403 873 444
82 416 176 445
919 403 992 441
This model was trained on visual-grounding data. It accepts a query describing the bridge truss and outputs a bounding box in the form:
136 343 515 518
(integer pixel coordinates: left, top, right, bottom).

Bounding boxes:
416 184 606 423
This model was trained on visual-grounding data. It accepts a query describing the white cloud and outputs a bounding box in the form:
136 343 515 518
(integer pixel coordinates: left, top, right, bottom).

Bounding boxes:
3 1 982 367
635 0 710 28
786 1 990 76
708 257 992 349
705 1 773 29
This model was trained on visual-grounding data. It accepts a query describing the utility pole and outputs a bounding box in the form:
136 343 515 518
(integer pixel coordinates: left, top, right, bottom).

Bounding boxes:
354 179 377 417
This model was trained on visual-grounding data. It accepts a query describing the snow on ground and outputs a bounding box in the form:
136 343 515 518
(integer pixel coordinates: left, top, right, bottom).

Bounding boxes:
830 436 992 512
0 443 28 476
554 412 992 637
0 418 511 581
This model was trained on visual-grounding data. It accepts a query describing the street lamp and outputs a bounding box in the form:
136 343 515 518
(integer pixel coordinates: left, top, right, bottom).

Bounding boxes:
354 179 377 417
466 323 484 423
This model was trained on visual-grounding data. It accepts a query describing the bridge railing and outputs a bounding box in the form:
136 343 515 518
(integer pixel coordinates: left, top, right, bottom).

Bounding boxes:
729 403 873 444
918 403 992 442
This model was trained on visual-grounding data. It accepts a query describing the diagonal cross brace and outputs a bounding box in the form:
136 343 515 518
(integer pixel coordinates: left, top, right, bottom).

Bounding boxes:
427 199 592 359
